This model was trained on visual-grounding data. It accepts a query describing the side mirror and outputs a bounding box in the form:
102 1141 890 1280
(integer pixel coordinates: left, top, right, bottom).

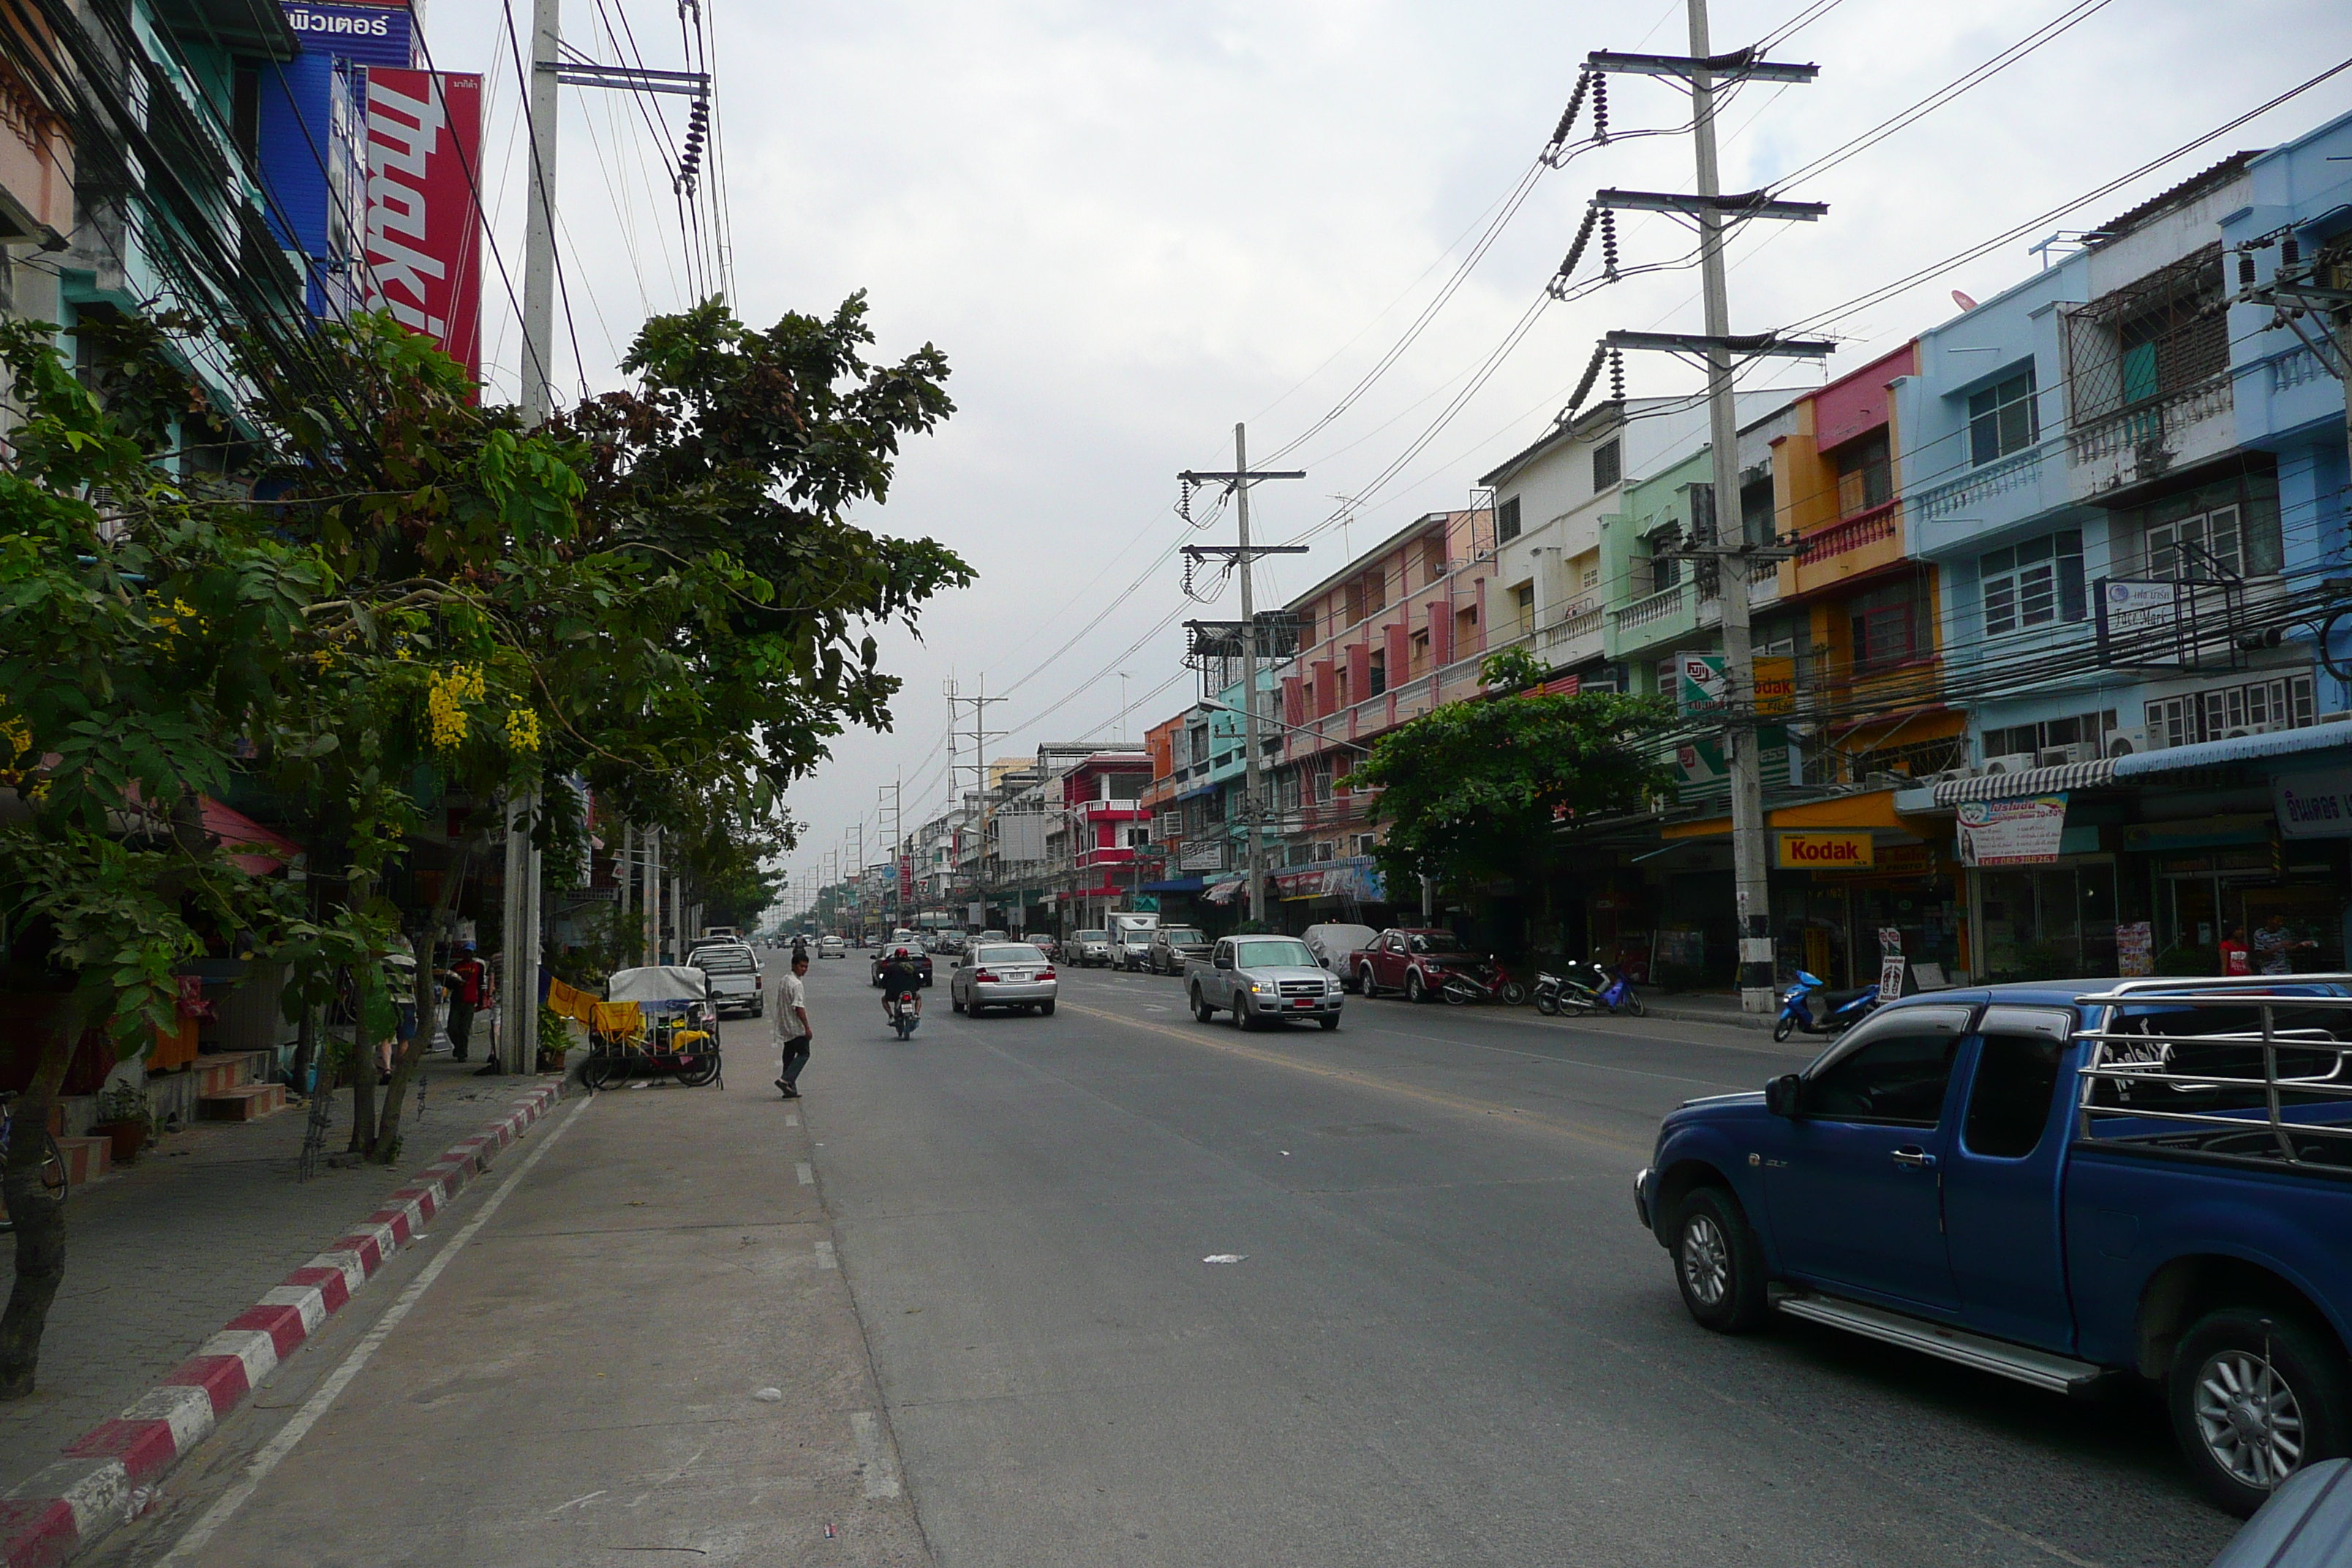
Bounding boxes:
1213 954 1233 970
1765 1074 1803 1118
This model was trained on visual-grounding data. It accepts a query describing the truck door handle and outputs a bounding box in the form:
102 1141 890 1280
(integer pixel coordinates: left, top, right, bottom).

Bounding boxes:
1890 1146 1936 1169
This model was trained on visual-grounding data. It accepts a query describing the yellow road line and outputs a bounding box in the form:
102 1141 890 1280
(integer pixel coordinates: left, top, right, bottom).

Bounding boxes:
1055 1000 1648 1158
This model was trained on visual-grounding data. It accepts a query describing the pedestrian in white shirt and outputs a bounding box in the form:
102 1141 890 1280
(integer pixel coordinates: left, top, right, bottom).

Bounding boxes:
774 952 813 1098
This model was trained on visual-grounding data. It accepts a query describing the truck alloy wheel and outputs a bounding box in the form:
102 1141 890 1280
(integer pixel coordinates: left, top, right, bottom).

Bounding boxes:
1671 1188 1766 1333
1191 990 1215 1024
1406 970 1427 1003
2170 1308 2348 1515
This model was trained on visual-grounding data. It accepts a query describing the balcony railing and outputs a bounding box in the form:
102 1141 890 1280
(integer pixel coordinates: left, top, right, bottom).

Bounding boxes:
1615 584 1686 633
1798 500 1899 562
1917 444 2046 522
1541 598 1605 650
2068 374 2231 467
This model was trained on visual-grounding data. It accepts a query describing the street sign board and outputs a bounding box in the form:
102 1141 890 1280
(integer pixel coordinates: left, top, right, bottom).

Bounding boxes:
1778 831 1874 870
1676 652 1726 717
1956 794 2068 865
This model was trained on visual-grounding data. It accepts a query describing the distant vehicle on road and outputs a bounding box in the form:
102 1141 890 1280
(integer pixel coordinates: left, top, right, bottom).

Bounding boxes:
951 942 1057 1018
1302 923 1377 988
817 935 848 960
869 943 933 990
1109 912 1160 970
1145 926 1211 976
699 925 739 941
689 942 764 1018
1187 935 1342 1030
1351 929 1500 1003
1637 978 2352 1517
1072 930 1112 967
977 929 1009 943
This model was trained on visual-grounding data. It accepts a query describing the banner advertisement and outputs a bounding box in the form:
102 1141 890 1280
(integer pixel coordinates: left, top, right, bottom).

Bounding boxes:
1877 927 1907 1000
2274 766 2352 838
1179 840 1226 872
1754 655 1797 717
362 69 483 382
1676 652 1726 717
1778 831 1874 870
280 0 412 67
1676 736 1727 787
2117 921 2154 977
1956 794 2069 866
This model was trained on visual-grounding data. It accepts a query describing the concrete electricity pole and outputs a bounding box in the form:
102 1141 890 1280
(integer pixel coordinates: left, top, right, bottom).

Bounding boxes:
1180 427 1304 925
1587 4 1831 1011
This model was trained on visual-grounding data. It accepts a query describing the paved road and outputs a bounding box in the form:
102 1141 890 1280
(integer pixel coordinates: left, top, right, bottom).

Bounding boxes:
812 953 2236 1568
98 951 2241 1567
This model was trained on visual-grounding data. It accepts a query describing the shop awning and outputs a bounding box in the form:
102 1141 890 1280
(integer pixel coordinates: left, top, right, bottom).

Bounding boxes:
2113 723 2352 778
1268 856 1386 902
200 797 301 875
1931 758 2116 804
1139 878 1206 894
1663 788 1925 840
1203 877 1245 905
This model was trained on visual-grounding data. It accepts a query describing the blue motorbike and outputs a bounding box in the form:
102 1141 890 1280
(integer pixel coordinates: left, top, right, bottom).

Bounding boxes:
1773 970 1880 1042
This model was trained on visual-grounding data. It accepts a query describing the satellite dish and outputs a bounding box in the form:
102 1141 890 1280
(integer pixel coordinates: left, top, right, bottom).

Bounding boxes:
1951 289 1980 312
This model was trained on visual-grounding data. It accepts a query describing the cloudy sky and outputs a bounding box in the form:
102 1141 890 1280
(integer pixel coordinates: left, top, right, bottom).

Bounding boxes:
423 0 2352 907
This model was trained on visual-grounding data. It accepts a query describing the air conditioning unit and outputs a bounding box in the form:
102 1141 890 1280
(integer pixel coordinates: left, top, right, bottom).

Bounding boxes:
2038 744 2098 767
1981 752 2040 775
2106 727 2148 759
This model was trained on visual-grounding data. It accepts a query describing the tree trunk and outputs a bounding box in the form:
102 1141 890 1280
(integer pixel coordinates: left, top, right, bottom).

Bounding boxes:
0 986 97 1398
373 843 473 1164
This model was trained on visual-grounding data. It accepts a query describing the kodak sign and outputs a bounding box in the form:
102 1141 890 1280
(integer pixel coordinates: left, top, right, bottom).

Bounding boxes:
1778 831 1874 870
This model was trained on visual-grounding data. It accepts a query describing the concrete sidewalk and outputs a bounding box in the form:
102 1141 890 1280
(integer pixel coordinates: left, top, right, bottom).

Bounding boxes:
0 1047 549 1501
1632 990 1777 1030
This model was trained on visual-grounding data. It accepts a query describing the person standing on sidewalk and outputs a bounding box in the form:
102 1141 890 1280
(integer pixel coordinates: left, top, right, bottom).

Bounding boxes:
441 942 490 1062
774 951 813 1099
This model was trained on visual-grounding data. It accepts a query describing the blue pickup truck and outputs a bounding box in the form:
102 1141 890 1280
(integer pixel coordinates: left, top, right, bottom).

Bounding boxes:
1636 978 2352 1516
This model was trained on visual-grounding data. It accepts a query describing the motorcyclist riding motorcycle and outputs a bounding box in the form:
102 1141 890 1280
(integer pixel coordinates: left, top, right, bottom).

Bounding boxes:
878 946 923 1026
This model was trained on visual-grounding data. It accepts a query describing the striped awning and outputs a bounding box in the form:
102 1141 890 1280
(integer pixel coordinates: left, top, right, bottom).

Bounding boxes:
1931 758 2116 804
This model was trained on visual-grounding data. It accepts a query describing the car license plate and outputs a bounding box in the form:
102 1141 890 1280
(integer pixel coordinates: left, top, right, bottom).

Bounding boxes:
1006 969 1033 981
1292 998 1314 1009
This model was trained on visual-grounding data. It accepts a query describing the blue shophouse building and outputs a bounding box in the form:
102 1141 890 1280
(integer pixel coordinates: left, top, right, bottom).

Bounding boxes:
1894 114 2352 981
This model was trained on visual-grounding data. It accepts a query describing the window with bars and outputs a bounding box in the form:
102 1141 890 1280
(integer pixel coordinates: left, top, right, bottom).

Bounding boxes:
1591 439 1621 491
2124 467 2282 581
2064 246 2229 424
1967 367 2039 467
2145 674 2315 749
1980 530 2084 634
1850 580 1927 672
1496 495 1522 543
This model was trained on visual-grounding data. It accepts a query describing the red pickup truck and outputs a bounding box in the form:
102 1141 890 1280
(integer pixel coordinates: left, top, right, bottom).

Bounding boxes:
1349 928 1499 1002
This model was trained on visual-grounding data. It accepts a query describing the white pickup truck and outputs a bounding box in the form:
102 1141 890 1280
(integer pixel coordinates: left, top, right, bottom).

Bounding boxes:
1186 935 1343 1030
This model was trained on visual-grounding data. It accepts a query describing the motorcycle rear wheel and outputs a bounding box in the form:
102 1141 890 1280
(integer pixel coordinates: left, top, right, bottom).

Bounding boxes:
1621 993 1645 1017
1499 981 1529 1007
1534 991 1559 1016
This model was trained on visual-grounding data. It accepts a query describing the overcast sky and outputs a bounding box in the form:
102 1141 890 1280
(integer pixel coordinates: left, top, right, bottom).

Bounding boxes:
423 0 2352 908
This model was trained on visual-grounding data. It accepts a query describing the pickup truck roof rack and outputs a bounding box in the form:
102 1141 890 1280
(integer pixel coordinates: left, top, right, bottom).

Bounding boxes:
2070 976 2352 1166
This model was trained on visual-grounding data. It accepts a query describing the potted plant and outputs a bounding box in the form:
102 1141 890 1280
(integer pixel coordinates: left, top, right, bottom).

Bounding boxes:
92 1081 154 1164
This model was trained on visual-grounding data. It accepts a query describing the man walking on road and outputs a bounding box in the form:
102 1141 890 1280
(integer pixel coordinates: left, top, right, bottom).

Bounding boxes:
774 951 813 1098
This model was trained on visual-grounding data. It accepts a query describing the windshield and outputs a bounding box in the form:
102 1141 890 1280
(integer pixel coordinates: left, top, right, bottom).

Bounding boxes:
1233 938 1316 968
977 945 1046 965
1409 932 1466 954
1078 930 1107 942
1159 929 1206 944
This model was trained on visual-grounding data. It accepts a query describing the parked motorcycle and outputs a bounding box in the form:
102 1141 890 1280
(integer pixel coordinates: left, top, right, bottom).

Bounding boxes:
1532 960 1644 1017
1773 970 1879 1041
1436 962 1531 1007
888 988 922 1041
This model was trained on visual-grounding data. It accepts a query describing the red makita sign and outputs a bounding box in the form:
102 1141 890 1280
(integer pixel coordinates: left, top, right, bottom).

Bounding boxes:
361 70 483 382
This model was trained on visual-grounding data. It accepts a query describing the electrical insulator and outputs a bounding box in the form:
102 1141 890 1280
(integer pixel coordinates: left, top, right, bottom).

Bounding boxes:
1600 208 1620 283
1608 348 1625 404
2282 235 2300 266
1556 206 1599 287
1592 73 1608 146
2239 252 2257 287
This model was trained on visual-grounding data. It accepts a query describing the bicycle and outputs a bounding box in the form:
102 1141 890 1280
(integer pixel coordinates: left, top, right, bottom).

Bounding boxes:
0 1090 70 1233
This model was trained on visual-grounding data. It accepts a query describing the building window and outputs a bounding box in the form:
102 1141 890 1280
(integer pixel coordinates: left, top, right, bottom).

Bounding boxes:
2063 246 2229 423
2149 505 2243 581
1833 429 1892 517
1353 834 1376 857
1368 650 1387 698
1313 767 1333 804
1496 495 1521 543
1512 581 1534 634
1646 529 1681 595
1591 439 1621 491
1980 529 2083 634
1315 840 1335 862
1850 580 1926 672
1967 367 2038 467
1983 710 2115 762
2146 674 2314 749
2128 468 2282 581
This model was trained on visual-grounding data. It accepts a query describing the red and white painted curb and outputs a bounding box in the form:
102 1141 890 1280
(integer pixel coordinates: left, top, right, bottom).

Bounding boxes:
0 1083 564 1568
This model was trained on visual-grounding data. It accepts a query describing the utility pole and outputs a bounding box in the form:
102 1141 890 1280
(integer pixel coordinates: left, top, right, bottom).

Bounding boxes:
946 676 1006 926
880 772 905 933
1179 428 1305 926
1586 13 1831 1011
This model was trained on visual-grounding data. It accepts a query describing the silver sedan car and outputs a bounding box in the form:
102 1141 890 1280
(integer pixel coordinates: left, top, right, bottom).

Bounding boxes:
950 943 1058 1017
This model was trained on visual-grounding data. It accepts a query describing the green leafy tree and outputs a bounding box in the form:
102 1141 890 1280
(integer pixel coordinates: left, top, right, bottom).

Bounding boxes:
1343 647 1677 902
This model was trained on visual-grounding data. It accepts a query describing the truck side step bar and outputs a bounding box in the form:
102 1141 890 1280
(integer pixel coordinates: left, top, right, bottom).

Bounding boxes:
1771 1289 2106 1394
